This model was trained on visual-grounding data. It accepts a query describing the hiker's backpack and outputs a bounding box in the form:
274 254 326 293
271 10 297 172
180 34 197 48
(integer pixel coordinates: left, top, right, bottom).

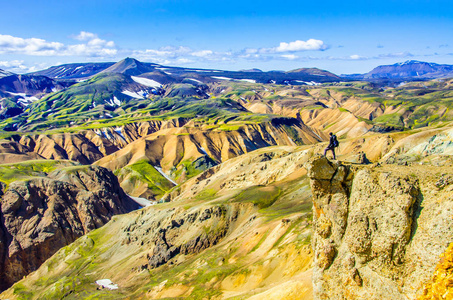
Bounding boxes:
332 135 339 148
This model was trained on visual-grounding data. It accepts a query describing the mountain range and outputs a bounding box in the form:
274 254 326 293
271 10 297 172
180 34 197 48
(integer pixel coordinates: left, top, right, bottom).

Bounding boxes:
27 59 453 81
343 60 453 80
28 57 341 84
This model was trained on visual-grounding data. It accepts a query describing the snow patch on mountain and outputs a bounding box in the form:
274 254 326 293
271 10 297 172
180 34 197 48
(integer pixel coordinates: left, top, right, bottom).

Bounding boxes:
187 78 203 84
128 195 155 207
199 146 208 155
295 80 321 86
122 90 145 99
113 96 121 106
6 91 39 105
114 127 126 141
212 76 232 81
6 91 26 97
96 279 118 290
131 76 161 88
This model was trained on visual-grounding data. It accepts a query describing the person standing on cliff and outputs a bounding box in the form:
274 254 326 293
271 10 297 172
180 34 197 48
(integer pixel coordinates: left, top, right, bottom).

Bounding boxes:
324 132 339 159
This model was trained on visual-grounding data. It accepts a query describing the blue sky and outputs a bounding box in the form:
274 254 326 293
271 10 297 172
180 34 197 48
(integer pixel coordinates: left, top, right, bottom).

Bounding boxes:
1 0 452 74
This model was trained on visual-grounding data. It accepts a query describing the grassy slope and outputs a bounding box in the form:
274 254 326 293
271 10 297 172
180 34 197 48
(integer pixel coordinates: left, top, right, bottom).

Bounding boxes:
1 78 453 140
0 160 79 189
115 160 176 198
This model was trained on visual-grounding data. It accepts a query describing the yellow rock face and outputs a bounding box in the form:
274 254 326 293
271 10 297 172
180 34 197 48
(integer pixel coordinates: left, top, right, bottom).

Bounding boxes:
419 243 453 300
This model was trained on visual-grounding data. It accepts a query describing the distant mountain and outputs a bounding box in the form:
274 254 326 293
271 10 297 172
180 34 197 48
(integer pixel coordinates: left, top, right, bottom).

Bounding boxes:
239 68 263 72
100 57 159 76
343 60 453 80
182 68 340 84
0 74 72 119
0 74 69 96
0 69 14 78
287 67 337 77
30 62 115 79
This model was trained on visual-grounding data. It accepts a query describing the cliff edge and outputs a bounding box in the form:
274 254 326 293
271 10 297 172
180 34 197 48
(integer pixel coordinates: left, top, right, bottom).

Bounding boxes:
305 155 453 299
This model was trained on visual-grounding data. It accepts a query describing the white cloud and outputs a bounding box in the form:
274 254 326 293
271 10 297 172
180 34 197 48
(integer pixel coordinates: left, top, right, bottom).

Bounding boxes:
240 39 328 57
0 35 64 56
280 54 299 60
349 54 364 60
244 48 258 54
133 46 191 60
0 60 25 68
133 46 232 65
0 32 117 57
274 39 328 52
191 50 213 57
176 58 194 64
74 31 98 41
0 60 46 73
341 52 413 61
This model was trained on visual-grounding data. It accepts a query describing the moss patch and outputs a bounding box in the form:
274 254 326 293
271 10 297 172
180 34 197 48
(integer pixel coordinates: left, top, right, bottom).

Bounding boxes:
233 185 282 209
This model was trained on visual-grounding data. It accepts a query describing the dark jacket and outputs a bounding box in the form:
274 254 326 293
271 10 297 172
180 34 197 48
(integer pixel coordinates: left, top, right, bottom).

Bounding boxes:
327 135 336 148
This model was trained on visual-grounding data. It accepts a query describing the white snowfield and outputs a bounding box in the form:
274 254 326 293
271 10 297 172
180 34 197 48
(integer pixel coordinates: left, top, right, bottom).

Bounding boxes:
212 76 232 81
113 96 121 106
199 146 208 155
121 90 145 99
6 91 39 106
105 97 122 107
96 279 118 290
114 127 126 141
131 76 161 88
6 91 27 97
212 77 256 83
239 79 256 83
187 78 203 83
128 195 156 207
294 80 321 86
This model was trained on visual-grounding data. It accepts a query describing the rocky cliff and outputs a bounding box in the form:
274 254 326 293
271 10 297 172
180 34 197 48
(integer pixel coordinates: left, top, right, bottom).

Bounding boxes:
0 165 139 291
418 242 453 299
306 155 453 299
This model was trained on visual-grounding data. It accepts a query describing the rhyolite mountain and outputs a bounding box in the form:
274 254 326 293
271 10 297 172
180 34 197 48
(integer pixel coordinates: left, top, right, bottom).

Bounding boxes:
343 60 453 80
1 125 453 299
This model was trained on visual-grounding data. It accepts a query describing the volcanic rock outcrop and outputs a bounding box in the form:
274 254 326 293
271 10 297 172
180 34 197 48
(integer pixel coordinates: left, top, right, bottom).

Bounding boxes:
0 165 139 291
306 155 453 299
418 242 453 299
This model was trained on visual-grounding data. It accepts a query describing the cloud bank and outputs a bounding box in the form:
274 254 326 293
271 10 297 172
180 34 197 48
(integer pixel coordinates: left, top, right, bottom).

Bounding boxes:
0 32 439 74
0 32 117 57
